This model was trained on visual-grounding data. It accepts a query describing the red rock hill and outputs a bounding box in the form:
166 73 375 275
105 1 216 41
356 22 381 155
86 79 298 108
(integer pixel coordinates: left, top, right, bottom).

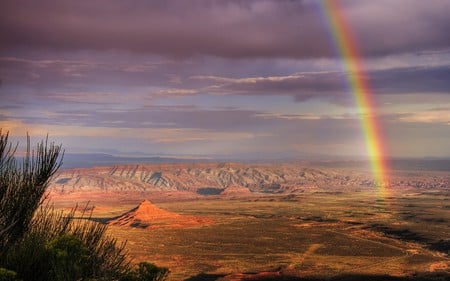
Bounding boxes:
108 200 210 229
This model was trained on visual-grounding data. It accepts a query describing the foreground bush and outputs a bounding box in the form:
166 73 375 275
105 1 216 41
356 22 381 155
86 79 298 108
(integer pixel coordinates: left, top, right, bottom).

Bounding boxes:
0 131 169 281
3 202 130 280
5 217 168 280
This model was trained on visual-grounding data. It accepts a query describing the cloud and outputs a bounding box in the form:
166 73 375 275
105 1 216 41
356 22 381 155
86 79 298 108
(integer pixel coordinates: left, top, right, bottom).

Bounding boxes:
1 107 370 158
1 1 449 159
3 101 449 158
44 92 123 104
21 107 265 131
156 89 199 96
383 117 450 157
1 0 449 58
192 72 350 102
370 66 450 95
2 52 448 110
190 66 450 103
255 113 323 120
393 108 450 125
0 118 257 144
0 55 174 90
346 0 450 57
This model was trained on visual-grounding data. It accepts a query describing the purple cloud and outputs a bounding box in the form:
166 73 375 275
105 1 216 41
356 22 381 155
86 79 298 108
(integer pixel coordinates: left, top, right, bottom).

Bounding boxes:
1 0 449 58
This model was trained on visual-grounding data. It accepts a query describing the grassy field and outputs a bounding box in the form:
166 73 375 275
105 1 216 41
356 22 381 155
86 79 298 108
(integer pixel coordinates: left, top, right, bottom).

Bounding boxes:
67 189 450 280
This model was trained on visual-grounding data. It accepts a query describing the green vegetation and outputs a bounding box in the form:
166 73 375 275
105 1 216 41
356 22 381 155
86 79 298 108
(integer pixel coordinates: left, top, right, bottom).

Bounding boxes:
122 262 169 281
0 267 20 281
0 131 168 281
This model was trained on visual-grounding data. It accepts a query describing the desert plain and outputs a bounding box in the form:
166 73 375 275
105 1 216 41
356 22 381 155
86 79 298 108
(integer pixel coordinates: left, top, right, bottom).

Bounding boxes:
48 162 449 281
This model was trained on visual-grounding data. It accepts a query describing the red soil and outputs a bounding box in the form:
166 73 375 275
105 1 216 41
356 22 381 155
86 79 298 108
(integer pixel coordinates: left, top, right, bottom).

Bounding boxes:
108 200 211 229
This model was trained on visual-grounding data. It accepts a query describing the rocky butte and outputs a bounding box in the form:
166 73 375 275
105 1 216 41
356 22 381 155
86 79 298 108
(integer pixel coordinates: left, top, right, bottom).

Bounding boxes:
108 200 211 229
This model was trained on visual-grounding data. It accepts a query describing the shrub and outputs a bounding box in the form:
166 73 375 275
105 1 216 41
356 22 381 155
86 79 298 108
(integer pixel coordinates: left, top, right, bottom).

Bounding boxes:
121 262 169 281
5 205 131 281
47 234 91 281
4 232 51 281
0 267 21 281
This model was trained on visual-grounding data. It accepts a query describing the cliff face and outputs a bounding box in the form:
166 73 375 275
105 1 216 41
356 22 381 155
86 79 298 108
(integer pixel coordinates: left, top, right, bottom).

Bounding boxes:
50 163 449 195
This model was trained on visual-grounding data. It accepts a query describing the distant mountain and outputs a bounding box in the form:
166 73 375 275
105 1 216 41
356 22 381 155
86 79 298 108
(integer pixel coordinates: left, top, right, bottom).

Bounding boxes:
50 163 449 196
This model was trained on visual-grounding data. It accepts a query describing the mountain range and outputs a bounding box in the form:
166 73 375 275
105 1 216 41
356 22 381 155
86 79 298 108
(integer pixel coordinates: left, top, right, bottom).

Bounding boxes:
50 163 449 196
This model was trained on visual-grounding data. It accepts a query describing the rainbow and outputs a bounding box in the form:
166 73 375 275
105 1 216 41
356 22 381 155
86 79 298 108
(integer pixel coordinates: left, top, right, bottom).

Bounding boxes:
318 1 390 189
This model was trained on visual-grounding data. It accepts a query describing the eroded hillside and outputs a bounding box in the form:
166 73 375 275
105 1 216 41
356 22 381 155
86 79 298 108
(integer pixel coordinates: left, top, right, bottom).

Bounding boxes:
50 163 449 196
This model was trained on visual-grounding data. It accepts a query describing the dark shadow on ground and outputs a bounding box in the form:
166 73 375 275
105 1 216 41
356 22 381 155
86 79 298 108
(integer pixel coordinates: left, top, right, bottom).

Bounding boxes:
429 240 450 254
184 272 450 281
90 217 111 224
184 273 226 281
368 224 450 255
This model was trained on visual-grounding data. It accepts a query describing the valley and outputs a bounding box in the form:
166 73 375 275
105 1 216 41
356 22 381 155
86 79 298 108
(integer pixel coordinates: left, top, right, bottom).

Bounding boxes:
48 163 450 280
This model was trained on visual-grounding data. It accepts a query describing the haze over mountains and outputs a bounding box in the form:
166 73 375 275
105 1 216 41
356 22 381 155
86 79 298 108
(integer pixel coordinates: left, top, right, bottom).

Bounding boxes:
61 153 450 171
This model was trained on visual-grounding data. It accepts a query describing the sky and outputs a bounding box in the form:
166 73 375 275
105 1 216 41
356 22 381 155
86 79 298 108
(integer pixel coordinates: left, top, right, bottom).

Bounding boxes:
1 0 449 160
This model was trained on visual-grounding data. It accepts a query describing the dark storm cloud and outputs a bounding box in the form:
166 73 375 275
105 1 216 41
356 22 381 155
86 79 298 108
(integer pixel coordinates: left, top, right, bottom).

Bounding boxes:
1 0 449 58
0 0 329 58
346 0 450 57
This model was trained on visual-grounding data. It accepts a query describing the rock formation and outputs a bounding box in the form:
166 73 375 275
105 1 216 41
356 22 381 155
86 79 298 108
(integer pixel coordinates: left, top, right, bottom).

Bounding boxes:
108 200 210 229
